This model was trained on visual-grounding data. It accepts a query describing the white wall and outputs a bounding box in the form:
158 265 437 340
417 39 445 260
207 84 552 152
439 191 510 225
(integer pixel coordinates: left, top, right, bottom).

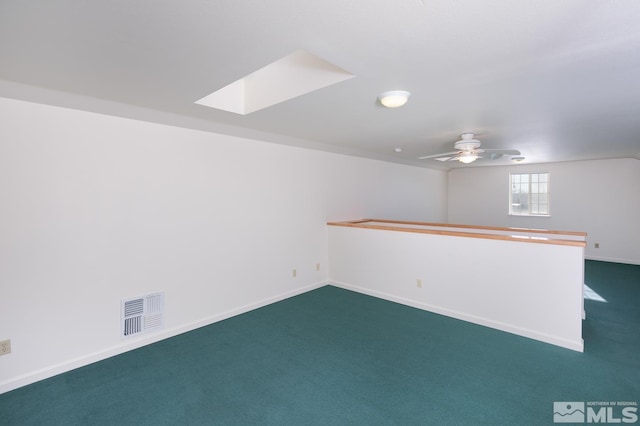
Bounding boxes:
329 225 585 351
325 154 447 222
0 97 447 392
448 159 640 264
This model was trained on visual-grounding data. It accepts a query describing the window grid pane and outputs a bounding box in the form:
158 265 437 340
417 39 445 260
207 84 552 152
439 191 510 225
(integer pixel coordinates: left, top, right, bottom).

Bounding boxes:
509 172 549 216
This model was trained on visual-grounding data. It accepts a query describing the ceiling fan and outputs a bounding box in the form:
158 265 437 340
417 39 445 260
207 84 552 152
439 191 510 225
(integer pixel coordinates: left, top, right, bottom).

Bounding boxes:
418 133 521 164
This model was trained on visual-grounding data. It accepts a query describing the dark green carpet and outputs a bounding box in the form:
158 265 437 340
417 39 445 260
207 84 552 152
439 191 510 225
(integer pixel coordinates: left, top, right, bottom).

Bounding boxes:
2 260 638 425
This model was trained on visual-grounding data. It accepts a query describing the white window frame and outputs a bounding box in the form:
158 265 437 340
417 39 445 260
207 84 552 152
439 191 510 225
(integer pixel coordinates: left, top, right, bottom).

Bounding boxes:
509 172 550 216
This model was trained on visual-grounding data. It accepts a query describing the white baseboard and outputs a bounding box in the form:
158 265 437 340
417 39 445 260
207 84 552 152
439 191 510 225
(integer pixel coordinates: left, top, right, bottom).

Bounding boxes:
585 256 640 265
0 280 328 394
330 281 584 353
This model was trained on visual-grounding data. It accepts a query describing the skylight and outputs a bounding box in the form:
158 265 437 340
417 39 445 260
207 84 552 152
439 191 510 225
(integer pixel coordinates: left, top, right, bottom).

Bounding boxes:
195 50 355 115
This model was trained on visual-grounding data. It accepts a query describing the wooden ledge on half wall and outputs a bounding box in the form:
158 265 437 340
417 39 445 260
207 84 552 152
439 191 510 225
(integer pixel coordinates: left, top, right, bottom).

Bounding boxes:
327 218 587 248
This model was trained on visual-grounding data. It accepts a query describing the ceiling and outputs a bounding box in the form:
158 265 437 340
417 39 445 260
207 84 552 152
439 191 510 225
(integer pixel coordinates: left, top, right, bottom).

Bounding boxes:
1 0 639 169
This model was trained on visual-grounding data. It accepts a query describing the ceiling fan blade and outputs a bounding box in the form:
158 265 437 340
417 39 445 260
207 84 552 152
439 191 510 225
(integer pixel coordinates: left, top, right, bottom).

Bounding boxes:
482 153 503 160
482 149 521 155
418 151 460 160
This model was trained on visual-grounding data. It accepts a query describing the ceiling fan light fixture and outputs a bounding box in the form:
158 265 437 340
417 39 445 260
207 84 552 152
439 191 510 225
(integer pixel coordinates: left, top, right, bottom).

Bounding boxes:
418 132 519 164
458 152 478 164
378 91 410 108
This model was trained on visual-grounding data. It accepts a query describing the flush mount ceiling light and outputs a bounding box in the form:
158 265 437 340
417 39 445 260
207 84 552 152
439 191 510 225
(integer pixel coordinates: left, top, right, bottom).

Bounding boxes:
378 91 410 108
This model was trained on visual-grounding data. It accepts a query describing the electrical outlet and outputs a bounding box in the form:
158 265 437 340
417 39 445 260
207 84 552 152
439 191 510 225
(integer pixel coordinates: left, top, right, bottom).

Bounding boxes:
416 279 422 288
292 269 297 278
0 339 11 356
316 263 320 271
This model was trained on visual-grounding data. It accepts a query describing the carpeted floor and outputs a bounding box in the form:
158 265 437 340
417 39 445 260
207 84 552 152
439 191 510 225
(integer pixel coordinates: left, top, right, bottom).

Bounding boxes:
1 260 638 425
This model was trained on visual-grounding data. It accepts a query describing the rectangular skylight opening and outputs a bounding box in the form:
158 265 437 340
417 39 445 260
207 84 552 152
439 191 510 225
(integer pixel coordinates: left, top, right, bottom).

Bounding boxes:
195 50 354 115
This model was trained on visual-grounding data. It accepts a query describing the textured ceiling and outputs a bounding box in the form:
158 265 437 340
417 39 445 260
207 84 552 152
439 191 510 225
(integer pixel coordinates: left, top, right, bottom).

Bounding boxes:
1 0 639 169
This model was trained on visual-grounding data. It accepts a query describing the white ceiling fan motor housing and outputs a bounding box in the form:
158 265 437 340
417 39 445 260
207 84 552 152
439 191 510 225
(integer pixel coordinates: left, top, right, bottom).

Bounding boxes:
454 133 482 151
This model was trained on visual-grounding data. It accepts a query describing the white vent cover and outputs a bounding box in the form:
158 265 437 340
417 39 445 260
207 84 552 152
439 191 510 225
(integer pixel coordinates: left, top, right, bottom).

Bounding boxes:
121 292 164 338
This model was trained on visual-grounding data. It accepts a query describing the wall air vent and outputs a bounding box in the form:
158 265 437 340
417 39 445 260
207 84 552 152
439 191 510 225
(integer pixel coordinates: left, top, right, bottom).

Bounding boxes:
121 292 164 338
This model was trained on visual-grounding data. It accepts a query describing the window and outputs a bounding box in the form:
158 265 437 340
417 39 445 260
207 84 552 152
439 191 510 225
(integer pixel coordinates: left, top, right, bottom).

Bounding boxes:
509 172 549 216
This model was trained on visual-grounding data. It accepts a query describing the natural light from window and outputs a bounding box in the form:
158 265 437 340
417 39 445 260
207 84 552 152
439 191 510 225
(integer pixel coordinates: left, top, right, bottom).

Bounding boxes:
509 172 550 216
584 284 607 303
